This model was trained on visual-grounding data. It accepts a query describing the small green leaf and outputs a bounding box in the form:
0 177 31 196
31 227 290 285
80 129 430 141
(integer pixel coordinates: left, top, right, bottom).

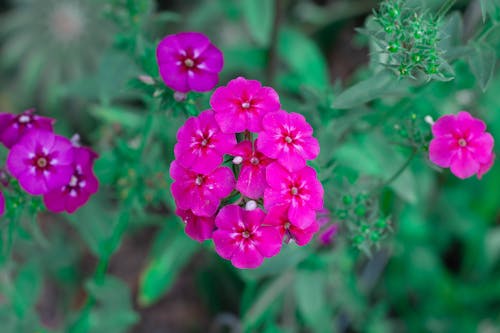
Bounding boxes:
242 0 275 46
468 42 496 92
138 232 199 306
332 71 408 109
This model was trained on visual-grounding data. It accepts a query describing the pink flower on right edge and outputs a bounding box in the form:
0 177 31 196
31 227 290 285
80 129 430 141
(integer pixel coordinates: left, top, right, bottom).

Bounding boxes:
257 110 319 172
156 32 223 93
212 205 282 269
429 111 495 179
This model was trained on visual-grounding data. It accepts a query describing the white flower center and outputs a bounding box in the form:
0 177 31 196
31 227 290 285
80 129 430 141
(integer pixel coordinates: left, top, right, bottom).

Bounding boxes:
285 136 293 143
241 102 250 109
291 187 298 195
184 58 195 68
242 231 250 238
458 138 467 147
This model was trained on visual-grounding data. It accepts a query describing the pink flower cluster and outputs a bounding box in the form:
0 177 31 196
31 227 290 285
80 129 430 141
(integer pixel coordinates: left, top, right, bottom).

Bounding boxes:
0 109 99 215
170 77 324 269
429 111 495 179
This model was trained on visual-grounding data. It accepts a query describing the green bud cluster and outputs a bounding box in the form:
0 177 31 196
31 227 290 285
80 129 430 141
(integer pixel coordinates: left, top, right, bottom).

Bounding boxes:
372 0 450 80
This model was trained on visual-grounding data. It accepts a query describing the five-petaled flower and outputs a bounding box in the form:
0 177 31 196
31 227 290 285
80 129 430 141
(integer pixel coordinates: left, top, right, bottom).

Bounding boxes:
0 109 55 148
156 32 223 93
429 111 495 179
212 205 282 269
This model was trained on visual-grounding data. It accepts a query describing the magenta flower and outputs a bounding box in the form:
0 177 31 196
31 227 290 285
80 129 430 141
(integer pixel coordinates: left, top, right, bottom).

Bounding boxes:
7 130 74 195
156 32 223 93
0 109 55 148
318 224 338 246
264 163 324 228
231 140 273 199
0 190 5 217
210 77 280 133
264 205 319 246
176 208 215 242
170 161 235 217
43 147 99 213
429 111 494 179
257 110 319 172
212 205 282 269
174 110 236 174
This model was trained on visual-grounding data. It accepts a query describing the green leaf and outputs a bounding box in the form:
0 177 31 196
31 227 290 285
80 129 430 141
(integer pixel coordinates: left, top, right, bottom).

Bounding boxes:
11 262 41 319
480 0 500 22
278 28 329 91
138 231 199 306
468 42 496 92
332 71 408 109
242 0 275 46
89 106 144 129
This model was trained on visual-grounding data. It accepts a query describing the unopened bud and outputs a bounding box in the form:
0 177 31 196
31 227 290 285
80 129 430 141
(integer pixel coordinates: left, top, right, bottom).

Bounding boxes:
138 75 155 85
70 133 81 147
174 91 187 102
232 156 243 165
424 115 435 126
245 200 257 211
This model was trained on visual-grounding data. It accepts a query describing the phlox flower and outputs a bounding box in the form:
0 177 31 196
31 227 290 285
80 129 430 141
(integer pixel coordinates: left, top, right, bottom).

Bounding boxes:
176 208 215 242
429 111 494 179
0 109 55 148
264 162 324 228
210 77 280 133
174 110 236 174
231 140 273 199
156 32 223 93
7 130 74 195
257 110 319 172
170 161 235 217
43 147 99 213
264 204 319 246
212 205 282 269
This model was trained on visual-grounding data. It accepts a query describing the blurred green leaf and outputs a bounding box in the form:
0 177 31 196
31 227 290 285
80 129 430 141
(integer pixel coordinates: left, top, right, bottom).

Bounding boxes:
11 262 41 319
468 42 496 92
242 0 275 46
480 0 500 22
138 230 199 306
278 28 329 91
90 106 144 129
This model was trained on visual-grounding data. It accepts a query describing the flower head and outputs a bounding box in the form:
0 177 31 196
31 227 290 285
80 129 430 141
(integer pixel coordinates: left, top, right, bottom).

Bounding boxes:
264 163 324 228
7 130 74 195
257 110 319 172
0 109 55 148
264 205 319 246
210 77 280 133
429 111 494 179
231 140 273 199
212 205 282 269
176 208 215 242
174 110 236 174
156 32 223 93
170 161 235 217
43 146 98 213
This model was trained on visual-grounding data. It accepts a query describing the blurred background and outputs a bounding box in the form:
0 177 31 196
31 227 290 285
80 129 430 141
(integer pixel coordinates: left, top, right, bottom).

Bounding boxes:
0 0 499 332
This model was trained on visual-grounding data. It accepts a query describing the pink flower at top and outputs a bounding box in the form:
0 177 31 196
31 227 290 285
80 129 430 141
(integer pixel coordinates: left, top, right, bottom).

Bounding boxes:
0 190 4 217
231 140 273 199
43 147 99 213
210 77 280 133
264 163 324 228
265 205 319 246
429 111 494 179
257 110 319 172
7 130 74 195
176 208 215 242
212 205 282 269
174 110 236 174
170 161 235 217
156 32 223 93
0 109 55 148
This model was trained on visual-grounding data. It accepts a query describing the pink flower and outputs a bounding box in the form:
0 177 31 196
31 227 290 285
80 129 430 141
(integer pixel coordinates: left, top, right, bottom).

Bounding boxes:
0 190 5 217
318 224 338 246
212 205 282 269
0 109 55 148
264 205 319 246
429 111 494 179
174 110 236 174
176 208 215 242
170 161 235 217
264 163 323 228
43 147 99 213
231 140 273 199
7 130 74 195
257 110 319 172
478 153 495 179
156 32 223 93
210 77 280 133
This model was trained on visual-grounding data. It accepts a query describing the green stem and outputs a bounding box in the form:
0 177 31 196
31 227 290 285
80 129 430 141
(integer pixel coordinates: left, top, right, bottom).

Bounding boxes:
373 148 417 193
